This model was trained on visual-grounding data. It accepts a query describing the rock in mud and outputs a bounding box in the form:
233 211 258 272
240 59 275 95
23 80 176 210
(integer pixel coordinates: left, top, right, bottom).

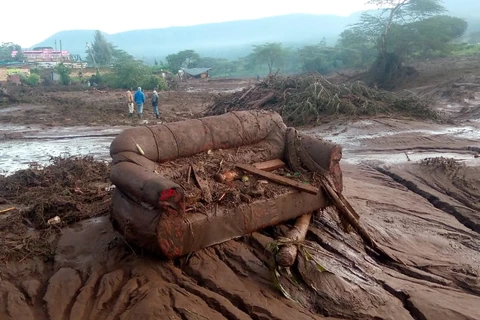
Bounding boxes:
69 270 102 320
43 268 82 320
119 282 225 320
21 279 42 304
0 281 34 320
90 269 125 319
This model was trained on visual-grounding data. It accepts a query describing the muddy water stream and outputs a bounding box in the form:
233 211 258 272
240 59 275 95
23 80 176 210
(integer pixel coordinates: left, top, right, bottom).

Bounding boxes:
0 124 130 175
309 119 480 166
2 117 480 175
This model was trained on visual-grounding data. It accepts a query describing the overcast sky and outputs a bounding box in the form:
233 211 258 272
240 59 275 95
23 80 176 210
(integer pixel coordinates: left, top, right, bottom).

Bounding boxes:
1 0 372 47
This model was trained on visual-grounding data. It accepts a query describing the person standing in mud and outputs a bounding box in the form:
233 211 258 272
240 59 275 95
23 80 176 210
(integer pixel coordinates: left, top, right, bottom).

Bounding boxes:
151 89 160 119
126 89 134 118
134 87 145 119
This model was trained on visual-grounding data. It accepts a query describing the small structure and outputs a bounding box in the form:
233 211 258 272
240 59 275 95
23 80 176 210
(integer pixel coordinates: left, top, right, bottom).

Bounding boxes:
7 75 21 86
0 62 31 82
50 71 61 83
12 48 70 62
181 67 212 79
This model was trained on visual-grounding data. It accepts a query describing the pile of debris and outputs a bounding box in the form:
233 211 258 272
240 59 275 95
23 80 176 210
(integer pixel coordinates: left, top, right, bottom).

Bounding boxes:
0 156 112 261
207 74 438 126
0 87 19 105
420 156 463 171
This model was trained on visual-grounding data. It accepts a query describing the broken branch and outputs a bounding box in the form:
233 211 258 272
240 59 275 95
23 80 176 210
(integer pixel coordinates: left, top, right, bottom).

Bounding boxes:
235 163 318 195
276 212 313 267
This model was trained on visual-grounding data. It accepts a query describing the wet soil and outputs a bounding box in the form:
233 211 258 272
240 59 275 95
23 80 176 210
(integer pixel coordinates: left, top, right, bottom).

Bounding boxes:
1 63 480 319
0 78 245 127
1 163 479 320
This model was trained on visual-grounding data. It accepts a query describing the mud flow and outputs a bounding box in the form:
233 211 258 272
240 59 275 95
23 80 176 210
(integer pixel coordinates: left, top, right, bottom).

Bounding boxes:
1 72 480 320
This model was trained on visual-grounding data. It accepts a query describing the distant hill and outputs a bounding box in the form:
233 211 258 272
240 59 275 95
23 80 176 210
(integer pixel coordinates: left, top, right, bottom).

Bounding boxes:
31 0 480 62
31 14 362 61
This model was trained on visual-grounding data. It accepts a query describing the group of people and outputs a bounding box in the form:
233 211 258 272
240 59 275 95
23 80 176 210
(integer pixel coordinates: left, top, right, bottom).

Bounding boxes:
126 87 160 120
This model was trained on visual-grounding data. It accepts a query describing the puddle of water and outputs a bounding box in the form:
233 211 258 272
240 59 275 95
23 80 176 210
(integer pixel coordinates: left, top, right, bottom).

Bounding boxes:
0 106 21 114
0 136 113 175
0 124 133 175
0 124 130 140
311 125 480 149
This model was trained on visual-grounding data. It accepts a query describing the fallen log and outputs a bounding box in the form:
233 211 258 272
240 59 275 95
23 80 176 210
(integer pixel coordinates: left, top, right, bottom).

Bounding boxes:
275 212 313 267
235 163 318 195
248 92 275 109
239 85 256 102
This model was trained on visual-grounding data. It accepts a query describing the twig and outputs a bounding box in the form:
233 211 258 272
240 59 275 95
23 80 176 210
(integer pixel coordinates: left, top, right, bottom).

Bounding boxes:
0 207 16 214
216 159 224 175
186 165 192 184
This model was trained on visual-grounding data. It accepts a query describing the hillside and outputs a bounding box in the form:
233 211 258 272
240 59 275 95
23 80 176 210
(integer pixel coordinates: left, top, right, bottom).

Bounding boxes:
32 0 480 61
31 13 361 60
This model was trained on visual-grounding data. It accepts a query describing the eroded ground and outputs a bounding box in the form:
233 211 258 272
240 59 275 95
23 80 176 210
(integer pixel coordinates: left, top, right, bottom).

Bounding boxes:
1 58 480 320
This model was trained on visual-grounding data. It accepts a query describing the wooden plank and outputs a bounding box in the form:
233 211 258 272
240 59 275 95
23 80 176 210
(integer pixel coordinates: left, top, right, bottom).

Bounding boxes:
235 163 318 195
252 159 286 172
191 164 213 203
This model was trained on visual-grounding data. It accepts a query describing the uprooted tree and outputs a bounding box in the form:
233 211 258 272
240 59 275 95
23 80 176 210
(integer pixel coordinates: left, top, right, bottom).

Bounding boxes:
344 0 468 89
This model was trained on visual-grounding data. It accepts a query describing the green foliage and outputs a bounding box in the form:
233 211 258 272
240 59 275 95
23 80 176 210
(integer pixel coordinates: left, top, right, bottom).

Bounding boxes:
339 0 468 88
298 43 340 74
450 43 480 56
350 0 450 56
23 73 41 86
104 58 168 90
86 30 112 67
54 63 71 85
196 56 241 76
156 77 169 91
0 42 22 61
165 50 200 72
249 42 288 74
388 16 468 57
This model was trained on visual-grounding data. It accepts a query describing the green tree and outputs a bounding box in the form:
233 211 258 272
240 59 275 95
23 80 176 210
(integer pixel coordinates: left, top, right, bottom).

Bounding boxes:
86 30 112 67
23 73 41 86
54 63 71 85
165 50 200 72
344 0 467 88
249 42 288 74
298 44 340 74
0 42 22 61
336 29 378 68
105 58 168 90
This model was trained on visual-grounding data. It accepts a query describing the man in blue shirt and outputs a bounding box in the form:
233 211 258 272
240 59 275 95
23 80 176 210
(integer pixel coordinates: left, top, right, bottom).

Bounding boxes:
133 87 145 119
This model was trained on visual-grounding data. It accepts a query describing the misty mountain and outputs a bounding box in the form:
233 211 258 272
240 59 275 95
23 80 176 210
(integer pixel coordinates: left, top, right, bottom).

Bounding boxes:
32 13 361 60
32 0 480 61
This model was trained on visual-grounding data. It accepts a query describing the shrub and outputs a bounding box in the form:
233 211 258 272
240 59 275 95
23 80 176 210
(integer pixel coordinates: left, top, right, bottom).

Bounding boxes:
24 73 41 86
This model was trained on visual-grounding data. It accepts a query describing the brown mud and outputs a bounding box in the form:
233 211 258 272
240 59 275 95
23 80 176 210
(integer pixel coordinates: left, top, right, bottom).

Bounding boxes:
0 82 227 127
1 162 479 320
1 57 480 319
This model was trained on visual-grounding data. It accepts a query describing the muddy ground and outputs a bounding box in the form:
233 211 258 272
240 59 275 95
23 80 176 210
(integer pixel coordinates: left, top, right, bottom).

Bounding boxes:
1 57 480 320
